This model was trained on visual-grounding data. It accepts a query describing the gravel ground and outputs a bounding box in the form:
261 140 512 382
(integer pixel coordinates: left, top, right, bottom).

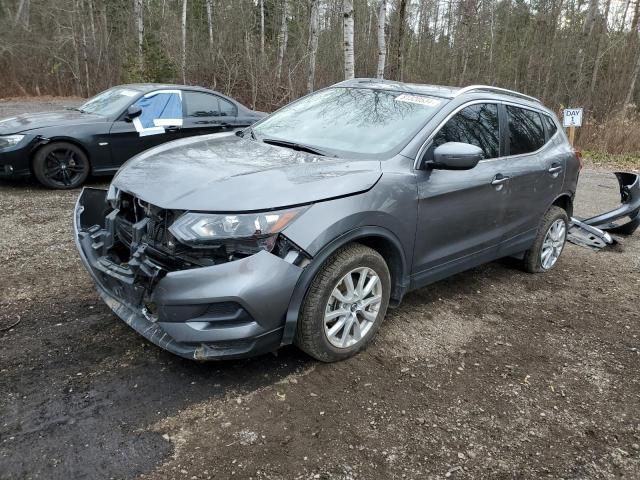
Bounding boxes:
0 99 639 480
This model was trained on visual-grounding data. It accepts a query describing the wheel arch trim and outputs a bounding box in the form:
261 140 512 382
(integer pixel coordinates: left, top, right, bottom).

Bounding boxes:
550 191 574 218
280 226 410 346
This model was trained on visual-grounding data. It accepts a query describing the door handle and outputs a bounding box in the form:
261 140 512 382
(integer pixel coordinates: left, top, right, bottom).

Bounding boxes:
491 174 510 186
165 126 181 132
548 164 563 174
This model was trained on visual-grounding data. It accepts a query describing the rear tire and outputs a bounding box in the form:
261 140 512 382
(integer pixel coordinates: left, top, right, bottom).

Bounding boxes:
523 206 569 273
295 243 391 362
32 142 90 189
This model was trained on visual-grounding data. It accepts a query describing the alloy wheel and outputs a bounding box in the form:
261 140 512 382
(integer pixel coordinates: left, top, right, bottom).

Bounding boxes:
541 218 566 270
323 267 383 349
43 148 86 187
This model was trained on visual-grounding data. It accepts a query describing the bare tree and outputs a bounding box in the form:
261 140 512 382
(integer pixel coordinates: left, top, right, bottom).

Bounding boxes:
79 0 91 96
260 0 265 56
276 0 289 82
181 0 187 83
133 0 143 69
205 0 214 53
343 0 354 80
624 35 640 117
14 0 29 27
376 0 387 79
4 0 640 154
393 0 408 81
307 0 320 92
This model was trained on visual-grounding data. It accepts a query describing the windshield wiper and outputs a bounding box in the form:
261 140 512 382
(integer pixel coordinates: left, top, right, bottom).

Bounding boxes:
65 106 86 113
262 138 333 157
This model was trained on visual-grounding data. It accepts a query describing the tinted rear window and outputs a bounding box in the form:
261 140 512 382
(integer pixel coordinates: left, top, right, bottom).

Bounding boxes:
507 106 545 155
219 97 237 116
185 92 221 117
543 114 558 140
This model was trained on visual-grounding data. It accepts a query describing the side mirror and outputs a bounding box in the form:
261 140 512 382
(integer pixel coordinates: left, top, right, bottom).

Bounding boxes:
431 142 483 170
124 105 142 122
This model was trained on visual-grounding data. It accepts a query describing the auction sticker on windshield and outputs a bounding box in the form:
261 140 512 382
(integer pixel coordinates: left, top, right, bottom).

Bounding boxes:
395 94 442 107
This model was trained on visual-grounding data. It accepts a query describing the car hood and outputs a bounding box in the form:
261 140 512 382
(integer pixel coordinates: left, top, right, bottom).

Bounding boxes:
0 110 105 134
112 133 382 211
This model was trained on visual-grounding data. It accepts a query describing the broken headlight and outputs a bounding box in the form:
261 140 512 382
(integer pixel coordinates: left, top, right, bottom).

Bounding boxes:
0 134 25 150
168 206 308 253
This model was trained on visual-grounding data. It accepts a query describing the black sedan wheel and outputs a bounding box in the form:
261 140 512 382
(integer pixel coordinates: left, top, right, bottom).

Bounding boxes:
32 142 90 189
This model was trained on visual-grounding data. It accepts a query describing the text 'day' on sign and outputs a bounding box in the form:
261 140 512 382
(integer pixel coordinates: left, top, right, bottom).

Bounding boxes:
563 108 583 128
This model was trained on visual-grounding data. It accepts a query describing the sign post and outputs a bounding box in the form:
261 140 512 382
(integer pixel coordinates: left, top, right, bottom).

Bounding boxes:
563 108 583 147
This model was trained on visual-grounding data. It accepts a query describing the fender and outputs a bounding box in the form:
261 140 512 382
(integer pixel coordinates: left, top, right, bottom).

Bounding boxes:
29 135 50 153
280 226 410 346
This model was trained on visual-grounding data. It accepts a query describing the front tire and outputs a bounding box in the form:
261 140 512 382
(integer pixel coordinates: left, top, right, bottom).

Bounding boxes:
523 206 569 273
295 243 391 362
32 142 90 189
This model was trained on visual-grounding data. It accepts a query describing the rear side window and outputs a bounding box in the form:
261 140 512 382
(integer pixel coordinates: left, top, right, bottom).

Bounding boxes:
543 114 558 140
432 103 500 159
507 106 545 155
219 97 237 117
185 92 220 117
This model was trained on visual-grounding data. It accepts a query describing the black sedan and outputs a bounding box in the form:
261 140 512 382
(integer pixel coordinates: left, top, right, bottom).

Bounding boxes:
0 84 265 188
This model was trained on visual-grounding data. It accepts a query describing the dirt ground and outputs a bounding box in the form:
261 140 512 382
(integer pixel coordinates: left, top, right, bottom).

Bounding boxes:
0 99 639 480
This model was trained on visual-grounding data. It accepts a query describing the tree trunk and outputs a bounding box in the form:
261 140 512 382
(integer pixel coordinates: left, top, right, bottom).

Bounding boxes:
343 0 354 80
276 0 289 82
576 0 599 92
260 0 265 56
14 0 29 27
394 0 408 80
307 0 320 92
134 0 144 70
624 36 640 117
589 0 612 102
542 0 565 103
181 0 187 84
86 0 96 44
632 0 640 32
376 0 387 79
206 0 214 53
81 13 91 97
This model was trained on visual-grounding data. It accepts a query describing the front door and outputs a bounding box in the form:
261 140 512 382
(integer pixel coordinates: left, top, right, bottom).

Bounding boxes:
412 102 510 285
108 90 185 169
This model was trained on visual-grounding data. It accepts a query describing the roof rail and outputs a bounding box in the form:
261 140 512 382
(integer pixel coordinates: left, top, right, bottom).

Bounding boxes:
455 85 541 104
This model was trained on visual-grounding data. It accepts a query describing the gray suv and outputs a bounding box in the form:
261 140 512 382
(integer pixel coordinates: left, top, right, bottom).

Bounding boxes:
74 79 579 362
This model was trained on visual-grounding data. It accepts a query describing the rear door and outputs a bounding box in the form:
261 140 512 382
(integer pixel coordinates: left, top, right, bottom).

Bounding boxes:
497 104 565 246
181 91 238 137
413 102 512 279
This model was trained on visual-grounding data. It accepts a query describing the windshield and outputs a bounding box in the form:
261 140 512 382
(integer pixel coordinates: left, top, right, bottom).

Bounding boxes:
79 87 141 116
252 87 446 158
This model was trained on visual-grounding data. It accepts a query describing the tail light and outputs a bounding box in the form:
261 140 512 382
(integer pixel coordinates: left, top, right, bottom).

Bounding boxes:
574 149 584 171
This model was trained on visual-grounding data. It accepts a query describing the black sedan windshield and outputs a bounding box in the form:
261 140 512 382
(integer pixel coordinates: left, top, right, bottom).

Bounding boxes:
253 87 446 158
79 87 140 117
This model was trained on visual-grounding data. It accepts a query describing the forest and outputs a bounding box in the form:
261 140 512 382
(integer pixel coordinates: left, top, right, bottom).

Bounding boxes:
1 0 640 153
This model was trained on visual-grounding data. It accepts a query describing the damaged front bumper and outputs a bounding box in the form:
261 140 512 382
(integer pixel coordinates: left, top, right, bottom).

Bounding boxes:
74 188 304 360
568 172 640 249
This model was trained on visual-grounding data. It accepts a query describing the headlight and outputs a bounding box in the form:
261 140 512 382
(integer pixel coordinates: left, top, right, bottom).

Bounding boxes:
0 135 25 150
169 206 308 250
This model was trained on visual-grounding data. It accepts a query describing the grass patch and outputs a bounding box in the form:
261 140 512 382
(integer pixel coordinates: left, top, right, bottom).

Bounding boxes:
582 151 640 171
